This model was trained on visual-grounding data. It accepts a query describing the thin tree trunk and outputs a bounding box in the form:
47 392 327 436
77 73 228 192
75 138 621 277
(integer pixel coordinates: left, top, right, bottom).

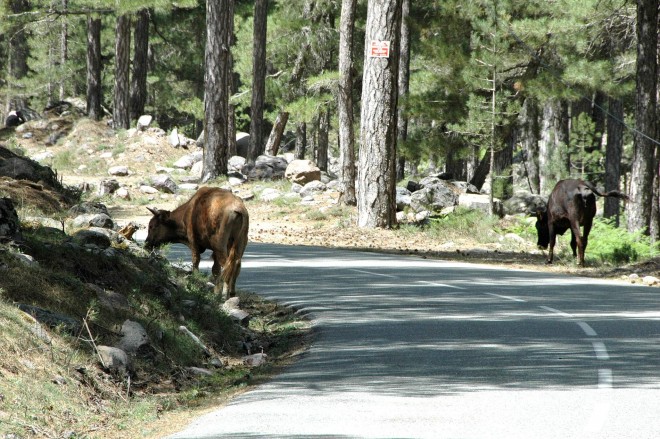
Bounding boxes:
86 16 102 121
294 122 306 160
338 0 357 205
357 0 402 228
59 0 68 100
604 97 624 223
396 0 410 182
265 111 289 155
227 0 237 158
113 14 131 129
202 0 233 181
130 8 150 120
316 110 329 171
518 97 540 193
627 0 658 235
7 0 30 111
247 0 268 164
539 98 569 193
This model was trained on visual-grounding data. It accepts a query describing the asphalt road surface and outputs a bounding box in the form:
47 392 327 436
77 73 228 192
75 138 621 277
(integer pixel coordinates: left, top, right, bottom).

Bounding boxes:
164 242 660 439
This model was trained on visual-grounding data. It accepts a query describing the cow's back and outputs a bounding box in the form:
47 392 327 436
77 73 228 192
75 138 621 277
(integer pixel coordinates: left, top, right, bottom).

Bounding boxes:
183 187 247 248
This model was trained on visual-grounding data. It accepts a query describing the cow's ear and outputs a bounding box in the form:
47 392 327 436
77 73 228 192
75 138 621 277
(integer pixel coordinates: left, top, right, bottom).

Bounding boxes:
147 207 160 216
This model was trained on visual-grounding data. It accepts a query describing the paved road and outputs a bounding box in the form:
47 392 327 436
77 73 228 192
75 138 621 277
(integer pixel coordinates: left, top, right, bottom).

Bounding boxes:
164 242 660 439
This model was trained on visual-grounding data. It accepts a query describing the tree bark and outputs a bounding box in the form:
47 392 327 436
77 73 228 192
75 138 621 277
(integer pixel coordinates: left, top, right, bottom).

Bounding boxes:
604 97 624 223
357 0 402 228
518 97 540 194
294 122 306 160
338 0 357 205
59 0 68 100
265 111 289 156
86 16 103 121
396 0 410 182
130 8 150 121
538 98 569 194
202 0 233 181
316 110 329 171
247 0 268 164
627 0 657 235
113 14 131 130
6 0 30 113
227 0 237 158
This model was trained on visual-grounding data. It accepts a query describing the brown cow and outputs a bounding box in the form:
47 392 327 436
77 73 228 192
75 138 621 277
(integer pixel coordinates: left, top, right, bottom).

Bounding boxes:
145 187 249 299
535 179 627 266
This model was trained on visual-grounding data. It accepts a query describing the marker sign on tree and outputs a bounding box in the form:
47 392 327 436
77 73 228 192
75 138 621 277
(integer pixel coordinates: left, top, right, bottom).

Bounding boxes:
369 40 390 58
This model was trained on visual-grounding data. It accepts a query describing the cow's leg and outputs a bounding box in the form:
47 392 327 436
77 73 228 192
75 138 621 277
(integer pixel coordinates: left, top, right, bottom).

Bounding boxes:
570 221 585 266
580 219 594 266
547 224 556 264
210 251 224 296
570 232 578 258
191 248 201 272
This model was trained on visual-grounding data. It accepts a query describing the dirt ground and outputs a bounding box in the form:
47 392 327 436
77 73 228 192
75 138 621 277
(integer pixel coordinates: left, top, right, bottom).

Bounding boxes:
6 115 660 285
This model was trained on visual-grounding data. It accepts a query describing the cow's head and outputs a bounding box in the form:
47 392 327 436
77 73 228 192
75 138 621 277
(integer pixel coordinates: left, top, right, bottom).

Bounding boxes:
534 207 549 249
145 207 176 250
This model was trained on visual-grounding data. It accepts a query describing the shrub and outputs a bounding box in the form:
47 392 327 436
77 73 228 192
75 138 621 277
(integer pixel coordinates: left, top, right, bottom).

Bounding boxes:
588 218 657 265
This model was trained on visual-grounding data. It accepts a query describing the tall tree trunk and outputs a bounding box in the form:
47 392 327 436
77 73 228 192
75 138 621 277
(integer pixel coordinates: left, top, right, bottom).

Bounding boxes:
316 110 329 171
518 97 540 193
59 0 68 100
338 0 357 205
86 16 102 121
202 0 233 181
265 111 289 155
357 0 402 228
627 0 658 235
7 0 30 111
247 0 268 164
113 14 131 130
227 0 237 158
294 122 306 160
591 91 606 151
604 97 624 223
130 8 150 120
396 0 410 182
538 98 569 194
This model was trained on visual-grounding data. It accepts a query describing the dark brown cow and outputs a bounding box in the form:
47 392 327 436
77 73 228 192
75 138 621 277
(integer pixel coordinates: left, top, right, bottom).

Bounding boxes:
145 187 249 299
536 179 627 266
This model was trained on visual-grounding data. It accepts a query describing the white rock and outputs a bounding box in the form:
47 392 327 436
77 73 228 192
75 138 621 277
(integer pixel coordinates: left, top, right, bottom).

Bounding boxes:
108 166 129 176
642 276 659 286
140 185 159 194
137 115 152 130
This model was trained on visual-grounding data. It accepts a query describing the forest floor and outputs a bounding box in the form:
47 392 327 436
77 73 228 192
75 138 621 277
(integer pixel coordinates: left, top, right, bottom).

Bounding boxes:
10 113 660 285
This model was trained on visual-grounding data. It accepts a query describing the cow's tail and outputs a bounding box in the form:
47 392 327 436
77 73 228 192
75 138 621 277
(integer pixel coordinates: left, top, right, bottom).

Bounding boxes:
221 209 248 286
583 180 629 200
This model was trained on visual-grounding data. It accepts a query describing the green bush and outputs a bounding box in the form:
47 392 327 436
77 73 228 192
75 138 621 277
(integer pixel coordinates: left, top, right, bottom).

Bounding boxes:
587 218 657 264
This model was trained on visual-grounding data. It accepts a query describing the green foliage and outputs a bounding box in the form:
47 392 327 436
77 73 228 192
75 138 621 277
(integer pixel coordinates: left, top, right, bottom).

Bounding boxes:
569 112 604 180
588 218 657 265
412 206 500 243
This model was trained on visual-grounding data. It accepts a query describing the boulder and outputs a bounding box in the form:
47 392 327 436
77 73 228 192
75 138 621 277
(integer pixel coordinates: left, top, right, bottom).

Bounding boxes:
108 166 130 176
117 320 150 354
458 193 504 217
285 159 321 185
409 179 459 213
71 228 113 248
97 346 133 376
0 197 22 243
503 191 548 215
396 187 412 211
136 115 152 131
71 213 114 229
243 155 288 180
150 174 178 193
299 180 326 198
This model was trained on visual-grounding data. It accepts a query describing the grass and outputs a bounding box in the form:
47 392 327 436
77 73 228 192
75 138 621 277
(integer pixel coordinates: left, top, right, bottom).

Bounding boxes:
0 215 311 438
